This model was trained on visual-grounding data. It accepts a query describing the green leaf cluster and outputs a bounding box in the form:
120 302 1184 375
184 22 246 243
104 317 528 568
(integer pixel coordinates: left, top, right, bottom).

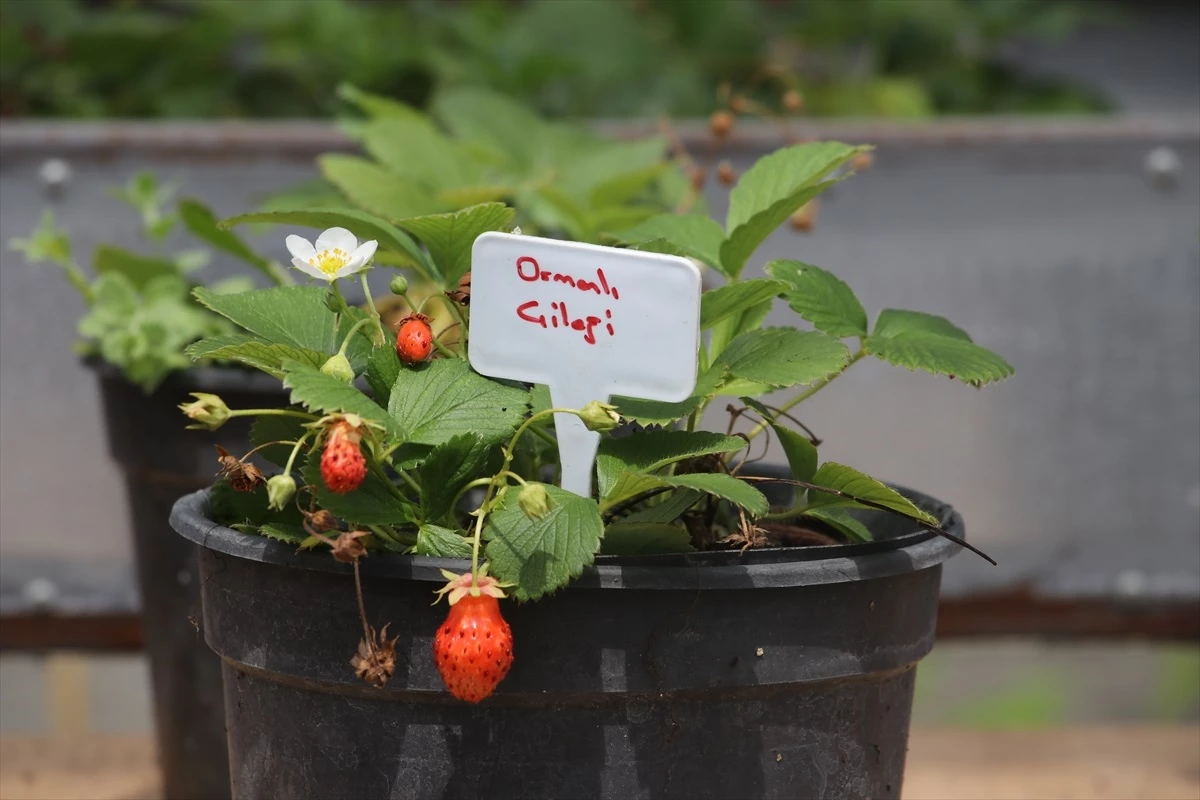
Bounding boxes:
249 84 677 269
166 131 1010 603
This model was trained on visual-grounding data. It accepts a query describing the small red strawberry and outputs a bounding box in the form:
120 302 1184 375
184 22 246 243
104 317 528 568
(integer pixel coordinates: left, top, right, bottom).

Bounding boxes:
432 569 513 703
320 420 366 494
396 313 433 364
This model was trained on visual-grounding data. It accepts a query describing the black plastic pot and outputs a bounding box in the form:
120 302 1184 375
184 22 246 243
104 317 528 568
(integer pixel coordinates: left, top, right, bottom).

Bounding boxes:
93 362 287 800
171 476 964 800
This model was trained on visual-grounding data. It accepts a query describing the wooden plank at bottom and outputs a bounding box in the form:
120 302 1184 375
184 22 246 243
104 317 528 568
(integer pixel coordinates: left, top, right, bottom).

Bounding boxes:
1 728 1197 800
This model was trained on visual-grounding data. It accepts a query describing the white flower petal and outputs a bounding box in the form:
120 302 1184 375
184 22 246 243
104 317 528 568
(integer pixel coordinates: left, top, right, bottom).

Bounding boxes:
285 235 316 261
333 262 367 280
315 227 357 256
291 257 332 282
346 240 378 270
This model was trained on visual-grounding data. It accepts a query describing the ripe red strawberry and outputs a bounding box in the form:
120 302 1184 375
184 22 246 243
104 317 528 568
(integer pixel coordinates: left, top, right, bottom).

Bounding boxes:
396 313 433 364
320 420 366 494
433 571 513 703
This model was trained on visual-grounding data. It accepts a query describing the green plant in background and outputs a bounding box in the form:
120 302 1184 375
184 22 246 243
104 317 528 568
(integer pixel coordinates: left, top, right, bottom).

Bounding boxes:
8 87 678 391
251 84 683 250
0 0 1107 120
9 172 290 390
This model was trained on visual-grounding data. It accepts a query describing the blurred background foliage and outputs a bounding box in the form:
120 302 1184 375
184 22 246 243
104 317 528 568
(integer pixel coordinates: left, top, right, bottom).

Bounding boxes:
0 0 1109 120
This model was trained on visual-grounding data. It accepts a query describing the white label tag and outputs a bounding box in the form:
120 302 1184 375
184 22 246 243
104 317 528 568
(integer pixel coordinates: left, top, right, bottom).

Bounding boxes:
469 232 702 496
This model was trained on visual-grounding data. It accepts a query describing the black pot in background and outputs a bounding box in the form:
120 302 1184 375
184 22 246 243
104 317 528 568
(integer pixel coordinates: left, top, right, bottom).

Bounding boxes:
171 474 964 800
93 362 287 800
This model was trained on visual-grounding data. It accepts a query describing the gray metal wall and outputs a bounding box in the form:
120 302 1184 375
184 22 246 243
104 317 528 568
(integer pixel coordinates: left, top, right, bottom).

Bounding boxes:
1 118 1197 610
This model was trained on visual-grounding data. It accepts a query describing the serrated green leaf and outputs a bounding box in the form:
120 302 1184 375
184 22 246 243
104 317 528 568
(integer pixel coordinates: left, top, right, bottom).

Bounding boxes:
610 213 725 271
250 414 310 468
872 309 971 341
436 184 513 208
868 309 1013 385
604 471 769 516
219 207 429 275
193 285 337 352
394 203 515 287
617 489 702 525
601 523 693 555
361 116 480 191
713 327 850 389
338 83 428 122
93 244 177 290
720 142 869 276
590 164 668 208
433 86 549 171
801 506 873 543
741 398 818 484
282 359 397 434
558 137 666 206
209 479 302 528
700 279 785 329
365 345 401 405
258 523 308 545
610 394 702 427
866 334 1015 386
805 462 936 525
596 430 748 499
178 198 281 283
319 154 444 221
485 484 604 601
419 433 499 523
767 260 868 338
301 451 416 526
415 524 473 558
708 298 773 364
388 360 529 446
184 334 324 378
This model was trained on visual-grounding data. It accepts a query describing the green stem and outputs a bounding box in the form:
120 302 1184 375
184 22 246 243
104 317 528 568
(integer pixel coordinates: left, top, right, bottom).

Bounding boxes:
530 424 557 448
282 433 312 477
743 349 865 442
367 524 405 549
62 261 95 304
468 407 566 577
227 409 317 421
330 281 351 316
435 293 469 349
397 468 422 495
431 335 458 359
337 317 375 358
359 273 387 345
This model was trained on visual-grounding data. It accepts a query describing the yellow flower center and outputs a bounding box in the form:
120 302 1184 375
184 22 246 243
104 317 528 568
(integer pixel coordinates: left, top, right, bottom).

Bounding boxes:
309 247 350 276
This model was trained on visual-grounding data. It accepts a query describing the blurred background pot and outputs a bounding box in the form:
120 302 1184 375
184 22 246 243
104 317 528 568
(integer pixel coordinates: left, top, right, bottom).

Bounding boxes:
170 476 963 800
93 361 286 800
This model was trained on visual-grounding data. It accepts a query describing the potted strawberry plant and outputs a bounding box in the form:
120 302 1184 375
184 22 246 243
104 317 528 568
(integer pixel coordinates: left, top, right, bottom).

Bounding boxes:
169 138 1011 799
10 87 678 799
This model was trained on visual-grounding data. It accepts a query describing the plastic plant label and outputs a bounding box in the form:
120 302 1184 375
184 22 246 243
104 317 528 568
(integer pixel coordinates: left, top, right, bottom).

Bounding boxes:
469 232 702 497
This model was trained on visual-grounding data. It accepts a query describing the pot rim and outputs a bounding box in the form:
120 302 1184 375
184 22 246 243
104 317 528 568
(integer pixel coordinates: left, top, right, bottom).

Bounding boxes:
170 486 965 590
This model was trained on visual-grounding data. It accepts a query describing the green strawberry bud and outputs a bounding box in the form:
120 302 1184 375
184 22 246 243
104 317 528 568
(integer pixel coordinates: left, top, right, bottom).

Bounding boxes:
577 400 620 433
518 483 552 521
389 274 409 295
178 392 230 430
320 352 354 383
266 474 297 511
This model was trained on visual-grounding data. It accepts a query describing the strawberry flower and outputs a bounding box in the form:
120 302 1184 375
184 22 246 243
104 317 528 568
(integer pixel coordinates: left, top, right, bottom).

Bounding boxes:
285 227 377 282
